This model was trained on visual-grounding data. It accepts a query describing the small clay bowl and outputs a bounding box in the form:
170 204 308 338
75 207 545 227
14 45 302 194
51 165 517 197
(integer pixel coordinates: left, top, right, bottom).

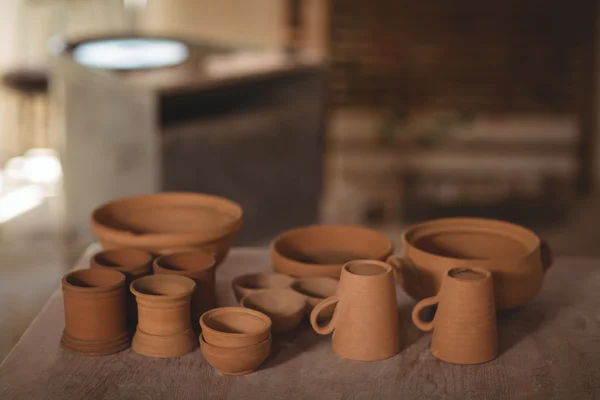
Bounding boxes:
200 333 271 376
200 307 271 348
240 289 307 333
231 272 295 301
291 277 339 318
271 225 394 278
91 248 153 277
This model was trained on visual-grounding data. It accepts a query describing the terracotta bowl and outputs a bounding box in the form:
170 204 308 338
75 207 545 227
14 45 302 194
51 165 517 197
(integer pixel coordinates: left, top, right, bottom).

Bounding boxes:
270 225 394 278
290 277 338 319
387 217 554 310
200 333 271 376
240 289 307 333
200 307 271 348
231 272 295 302
90 192 243 265
91 248 153 278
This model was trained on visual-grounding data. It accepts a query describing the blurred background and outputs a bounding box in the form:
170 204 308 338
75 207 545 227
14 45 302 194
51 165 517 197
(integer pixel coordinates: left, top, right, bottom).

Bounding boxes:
0 0 599 360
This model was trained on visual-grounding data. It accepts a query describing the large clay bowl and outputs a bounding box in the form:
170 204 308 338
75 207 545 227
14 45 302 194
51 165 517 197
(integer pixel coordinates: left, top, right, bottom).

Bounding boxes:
387 217 553 310
200 333 271 376
270 225 394 278
91 192 243 265
200 307 271 348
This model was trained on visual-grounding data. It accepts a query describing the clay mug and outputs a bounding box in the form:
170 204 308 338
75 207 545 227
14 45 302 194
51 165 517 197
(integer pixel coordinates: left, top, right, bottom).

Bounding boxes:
153 249 216 332
310 260 400 361
90 248 153 329
412 267 498 365
130 275 197 358
61 268 129 356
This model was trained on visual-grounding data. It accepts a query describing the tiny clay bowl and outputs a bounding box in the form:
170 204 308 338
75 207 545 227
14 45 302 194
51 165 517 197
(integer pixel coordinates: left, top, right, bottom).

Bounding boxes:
200 307 271 348
291 277 338 318
90 192 243 265
231 272 295 302
270 225 394 278
240 289 307 333
90 248 153 280
200 333 271 376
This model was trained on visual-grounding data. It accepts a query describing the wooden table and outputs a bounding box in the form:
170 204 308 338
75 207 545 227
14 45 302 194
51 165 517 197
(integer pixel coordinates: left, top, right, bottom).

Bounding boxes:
1 245 599 399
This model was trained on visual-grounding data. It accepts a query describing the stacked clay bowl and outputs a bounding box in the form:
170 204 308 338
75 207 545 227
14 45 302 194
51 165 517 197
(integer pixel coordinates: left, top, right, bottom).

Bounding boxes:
200 307 272 375
91 192 243 265
270 225 393 278
387 217 553 310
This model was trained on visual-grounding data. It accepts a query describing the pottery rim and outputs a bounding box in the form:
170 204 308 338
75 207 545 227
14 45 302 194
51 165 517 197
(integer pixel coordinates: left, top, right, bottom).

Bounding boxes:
200 332 271 355
343 259 392 277
200 307 272 338
62 268 125 294
271 225 394 274
445 267 492 284
153 249 216 274
91 192 244 248
240 289 307 317
130 274 196 301
91 248 153 271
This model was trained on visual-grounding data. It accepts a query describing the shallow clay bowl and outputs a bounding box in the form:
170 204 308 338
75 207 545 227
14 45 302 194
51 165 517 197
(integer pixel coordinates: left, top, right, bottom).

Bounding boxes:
200 307 271 348
270 225 394 278
291 277 338 318
90 192 243 265
200 333 271 376
91 248 153 277
232 272 295 302
240 289 307 333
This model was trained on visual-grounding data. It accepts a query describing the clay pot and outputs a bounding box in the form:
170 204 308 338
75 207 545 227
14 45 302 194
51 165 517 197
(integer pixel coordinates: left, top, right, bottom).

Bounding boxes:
200 333 271 376
130 275 197 358
231 272 295 302
310 260 400 361
90 192 243 265
271 225 394 278
61 268 129 356
200 307 271 348
412 267 498 364
387 217 553 310
90 248 153 329
291 277 338 317
240 289 306 333
153 250 216 332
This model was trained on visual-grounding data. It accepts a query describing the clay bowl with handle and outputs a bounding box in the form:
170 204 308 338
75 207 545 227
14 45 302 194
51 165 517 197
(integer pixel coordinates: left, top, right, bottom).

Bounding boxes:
387 217 553 310
200 307 271 348
200 333 271 376
231 272 295 302
270 225 394 278
90 192 243 265
240 289 307 333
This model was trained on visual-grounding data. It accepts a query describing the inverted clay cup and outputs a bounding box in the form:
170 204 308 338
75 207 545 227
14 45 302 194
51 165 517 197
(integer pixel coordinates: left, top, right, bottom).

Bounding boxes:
61 268 129 356
412 267 498 365
310 260 400 361
231 272 295 302
130 275 197 358
153 250 216 332
200 307 271 348
91 248 153 329
200 333 271 376
240 289 307 333
291 277 338 318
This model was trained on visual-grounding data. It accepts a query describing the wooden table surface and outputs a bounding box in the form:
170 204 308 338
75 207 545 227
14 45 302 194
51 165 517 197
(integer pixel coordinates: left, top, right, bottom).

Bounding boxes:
1 245 599 399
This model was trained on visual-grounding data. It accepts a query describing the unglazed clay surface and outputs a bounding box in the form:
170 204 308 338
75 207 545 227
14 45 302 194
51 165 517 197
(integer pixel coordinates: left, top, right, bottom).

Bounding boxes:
200 307 271 348
231 272 295 302
240 289 306 333
200 333 271 376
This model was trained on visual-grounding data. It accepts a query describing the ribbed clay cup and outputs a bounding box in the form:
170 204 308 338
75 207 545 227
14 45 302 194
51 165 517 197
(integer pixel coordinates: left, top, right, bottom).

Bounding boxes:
61 268 129 356
412 267 498 365
310 260 400 361
130 275 197 358
153 250 216 333
91 248 153 329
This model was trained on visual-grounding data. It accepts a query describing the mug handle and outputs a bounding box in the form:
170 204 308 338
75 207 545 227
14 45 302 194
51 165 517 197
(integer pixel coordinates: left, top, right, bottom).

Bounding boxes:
540 240 553 273
386 255 420 288
309 294 340 335
411 296 438 332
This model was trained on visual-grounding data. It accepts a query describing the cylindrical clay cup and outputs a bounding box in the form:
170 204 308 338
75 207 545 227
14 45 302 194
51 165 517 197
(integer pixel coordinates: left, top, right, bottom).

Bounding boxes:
153 250 216 332
130 275 197 358
61 268 129 356
91 248 153 329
